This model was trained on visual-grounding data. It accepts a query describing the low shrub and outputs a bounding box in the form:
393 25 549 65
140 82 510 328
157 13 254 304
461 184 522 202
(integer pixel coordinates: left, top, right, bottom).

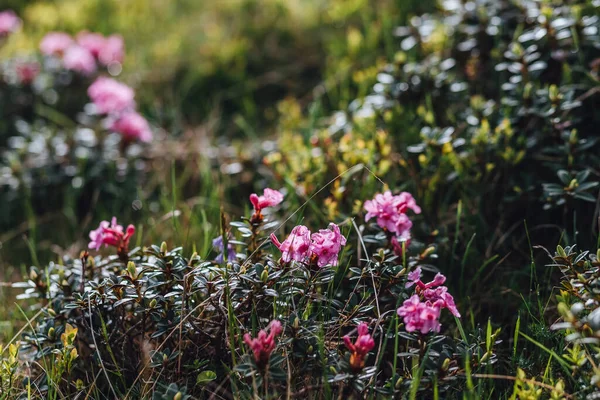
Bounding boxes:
5 189 506 398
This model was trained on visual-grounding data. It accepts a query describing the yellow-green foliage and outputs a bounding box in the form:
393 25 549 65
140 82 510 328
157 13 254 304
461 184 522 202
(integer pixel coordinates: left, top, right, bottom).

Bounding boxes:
2 0 405 96
265 98 395 220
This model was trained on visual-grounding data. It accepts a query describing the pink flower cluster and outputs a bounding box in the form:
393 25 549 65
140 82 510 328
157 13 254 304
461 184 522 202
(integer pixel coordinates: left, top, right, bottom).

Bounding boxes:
364 191 421 244
271 223 346 267
88 217 135 253
86 77 151 143
243 320 283 368
39 31 124 74
0 10 20 37
343 322 375 372
397 267 460 334
87 77 134 114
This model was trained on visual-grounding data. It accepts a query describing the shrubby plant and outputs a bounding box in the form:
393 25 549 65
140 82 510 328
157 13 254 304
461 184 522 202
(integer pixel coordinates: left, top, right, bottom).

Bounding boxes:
265 0 600 315
0 20 153 233
3 187 500 398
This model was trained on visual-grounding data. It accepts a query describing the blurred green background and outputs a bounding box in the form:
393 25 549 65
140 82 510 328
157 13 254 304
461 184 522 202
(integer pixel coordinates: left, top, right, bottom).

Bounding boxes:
2 0 433 135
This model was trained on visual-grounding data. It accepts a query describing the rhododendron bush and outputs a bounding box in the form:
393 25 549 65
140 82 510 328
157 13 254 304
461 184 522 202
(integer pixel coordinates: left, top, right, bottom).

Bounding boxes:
0 19 153 233
8 188 480 398
1 0 600 399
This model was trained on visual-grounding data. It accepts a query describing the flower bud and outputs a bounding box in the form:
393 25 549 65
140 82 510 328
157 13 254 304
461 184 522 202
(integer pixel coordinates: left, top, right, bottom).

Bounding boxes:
260 269 269 283
149 299 157 308
395 377 403 389
442 358 450 371
127 261 137 278
160 241 168 253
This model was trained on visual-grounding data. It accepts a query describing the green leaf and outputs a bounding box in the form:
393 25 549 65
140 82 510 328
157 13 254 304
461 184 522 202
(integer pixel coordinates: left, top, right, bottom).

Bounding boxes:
196 370 217 385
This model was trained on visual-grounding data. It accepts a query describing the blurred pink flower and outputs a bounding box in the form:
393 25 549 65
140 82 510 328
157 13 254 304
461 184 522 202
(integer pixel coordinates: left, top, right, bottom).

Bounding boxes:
110 111 152 142
0 10 20 36
309 223 346 267
396 192 422 214
243 320 282 368
88 217 135 252
397 295 441 334
39 32 73 56
271 225 311 263
87 76 135 114
76 31 106 58
343 322 375 371
63 46 96 75
250 188 283 212
98 34 124 65
15 61 40 84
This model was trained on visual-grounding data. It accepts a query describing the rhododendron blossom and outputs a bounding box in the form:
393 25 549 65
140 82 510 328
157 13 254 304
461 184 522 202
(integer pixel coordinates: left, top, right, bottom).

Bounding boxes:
271 225 312 263
250 188 284 212
98 35 125 65
88 217 135 253
76 32 106 58
397 267 460 333
271 223 347 267
15 61 40 85
343 322 375 372
397 295 442 334
110 111 152 142
39 32 73 56
406 267 460 317
243 320 282 368
0 10 20 36
309 223 347 267
62 46 96 75
364 191 420 237
87 77 135 115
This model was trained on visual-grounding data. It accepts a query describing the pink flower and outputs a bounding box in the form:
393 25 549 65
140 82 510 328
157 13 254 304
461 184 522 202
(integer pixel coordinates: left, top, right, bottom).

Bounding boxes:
250 188 284 212
110 111 152 142
364 191 406 233
15 61 40 84
271 225 312 263
406 266 422 286
397 295 441 334
98 34 124 65
0 10 20 37
405 267 445 290
63 46 96 75
271 223 347 267
309 223 346 267
39 32 73 56
343 322 375 372
243 320 283 368
88 217 135 253
76 32 106 58
402 267 461 320
423 286 461 318
397 192 422 214
364 191 420 238
87 77 135 115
